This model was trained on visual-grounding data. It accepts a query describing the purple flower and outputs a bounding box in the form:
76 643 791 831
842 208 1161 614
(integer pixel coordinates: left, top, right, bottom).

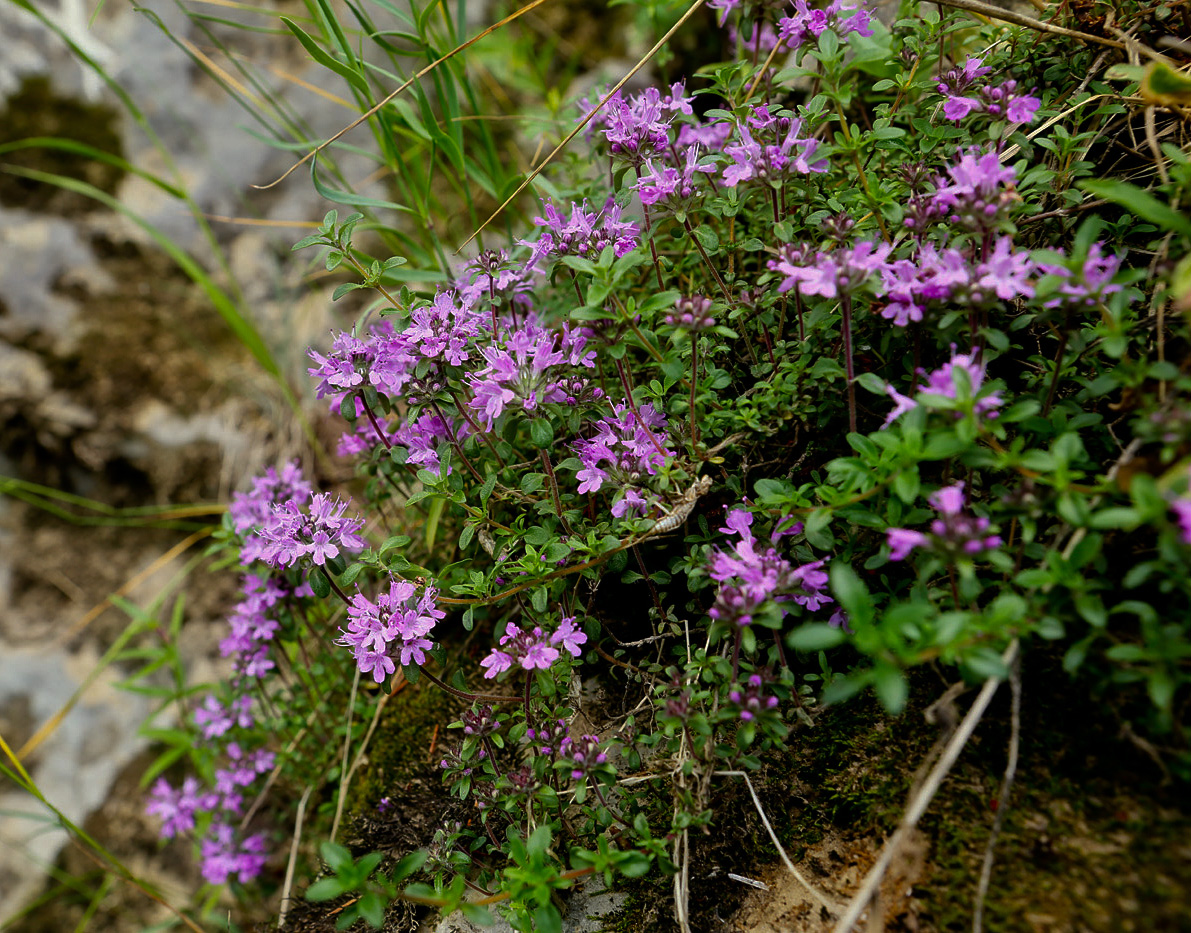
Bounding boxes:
550 617 588 657
522 639 561 670
636 147 715 213
525 198 640 265
975 236 1036 301
1172 499 1191 545
611 487 650 518
1006 93 1041 124
727 672 781 722
943 96 981 121
194 695 254 741
257 492 367 571
722 113 826 188
775 240 891 299
1039 242 1123 310
708 505 836 627
480 650 513 678
887 528 929 561
666 295 715 331
466 315 595 430
597 84 692 163
558 734 607 780
200 823 268 885
778 0 872 51
919 348 1004 420
571 401 674 495
481 621 571 677
888 482 1000 560
339 579 445 681
146 777 218 839
883 347 1004 427
930 148 1018 232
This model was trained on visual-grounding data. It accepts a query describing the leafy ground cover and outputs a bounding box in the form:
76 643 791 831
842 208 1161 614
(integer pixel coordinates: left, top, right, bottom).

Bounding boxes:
4 0 1191 930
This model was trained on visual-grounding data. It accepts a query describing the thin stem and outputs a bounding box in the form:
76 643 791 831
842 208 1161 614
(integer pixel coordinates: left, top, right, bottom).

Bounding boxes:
591 779 633 829
430 400 484 483
640 200 666 291
689 333 700 448
681 217 732 301
616 359 671 464
841 294 857 433
448 386 507 467
539 450 573 534
1042 312 1071 416
360 398 393 450
418 666 521 704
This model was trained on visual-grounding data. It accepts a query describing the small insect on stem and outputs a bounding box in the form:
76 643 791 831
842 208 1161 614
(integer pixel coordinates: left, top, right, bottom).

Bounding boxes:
650 475 712 535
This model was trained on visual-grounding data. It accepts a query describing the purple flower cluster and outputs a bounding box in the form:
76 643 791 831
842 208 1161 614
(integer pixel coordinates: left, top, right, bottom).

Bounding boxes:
722 107 827 187
929 148 1019 233
146 720 274 882
728 672 781 721
200 822 269 885
887 482 1002 561
774 239 890 298
777 0 874 51
480 617 586 678
220 572 311 680
635 147 715 213
467 314 597 429
938 57 1041 125
593 82 693 164
572 401 674 495
878 234 1035 326
194 695 254 741
526 198 640 265
229 461 312 565
708 507 842 627
1038 243 1124 309
340 578 445 682
883 347 1004 427
146 777 217 839
666 295 716 331
1172 498 1191 545
256 492 367 570
558 734 608 780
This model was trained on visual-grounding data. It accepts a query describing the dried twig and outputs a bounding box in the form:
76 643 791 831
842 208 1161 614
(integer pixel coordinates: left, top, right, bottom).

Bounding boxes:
330 668 361 843
715 770 842 915
831 640 1020 933
972 655 1021 933
931 0 1125 50
278 786 314 929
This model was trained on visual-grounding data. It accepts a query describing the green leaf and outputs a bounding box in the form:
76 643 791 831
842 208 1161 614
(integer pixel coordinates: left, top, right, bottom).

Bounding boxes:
787 623 847 652
309 569 331 599
459 903 495 926
281 17 368 91
532 905 563 933
305 877 349 901
872 663 908 714
893 467 920 504
1080 179 1191 238
357 891 386 929
390 850 428 884
321 841 354 874
530 418 554 447
829 561 873 627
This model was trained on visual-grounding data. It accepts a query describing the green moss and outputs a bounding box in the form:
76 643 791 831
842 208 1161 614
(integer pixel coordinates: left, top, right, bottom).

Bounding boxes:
345 679 461 817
